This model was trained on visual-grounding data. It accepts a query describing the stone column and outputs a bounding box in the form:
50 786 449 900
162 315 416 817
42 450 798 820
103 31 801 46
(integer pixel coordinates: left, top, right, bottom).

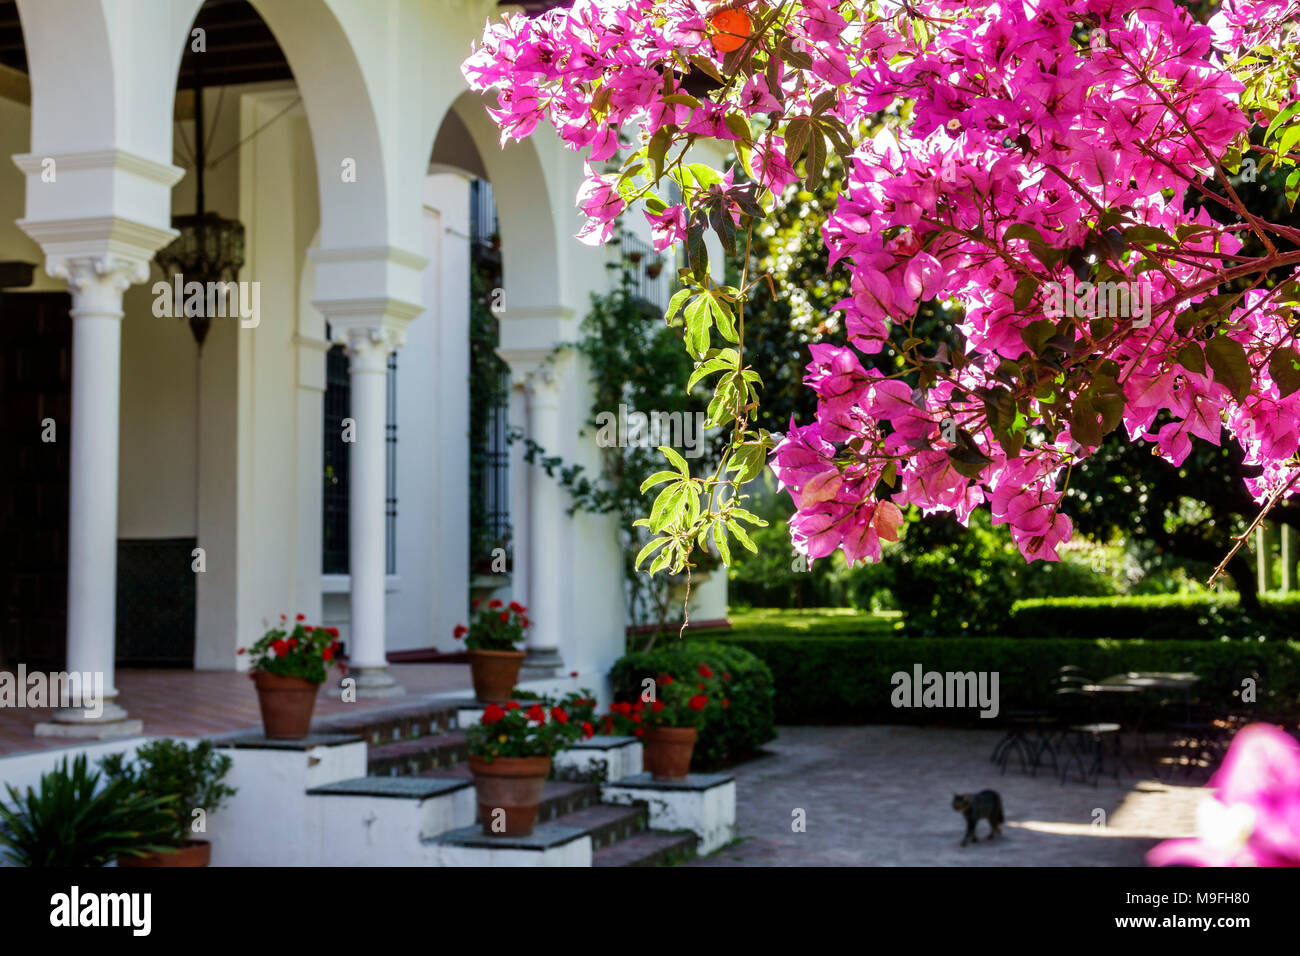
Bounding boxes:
340 326 405 697
507 382 531 611
520 364 564 677
36 256 149 737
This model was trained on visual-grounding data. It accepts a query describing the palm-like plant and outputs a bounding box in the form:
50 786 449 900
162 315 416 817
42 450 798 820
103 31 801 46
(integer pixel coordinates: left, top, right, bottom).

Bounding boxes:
0 753 177 867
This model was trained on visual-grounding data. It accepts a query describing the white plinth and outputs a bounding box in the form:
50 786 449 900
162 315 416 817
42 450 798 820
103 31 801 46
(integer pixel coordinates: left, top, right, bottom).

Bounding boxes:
602 772 736 855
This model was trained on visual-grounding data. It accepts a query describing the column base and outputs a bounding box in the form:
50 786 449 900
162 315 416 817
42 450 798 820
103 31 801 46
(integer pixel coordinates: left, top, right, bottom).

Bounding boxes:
519 648 564 681
35 702 142 739
349 667 406 699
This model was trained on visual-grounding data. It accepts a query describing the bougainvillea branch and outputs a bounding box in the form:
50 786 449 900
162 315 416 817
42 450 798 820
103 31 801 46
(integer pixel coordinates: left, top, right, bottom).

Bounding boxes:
464 0 1300 577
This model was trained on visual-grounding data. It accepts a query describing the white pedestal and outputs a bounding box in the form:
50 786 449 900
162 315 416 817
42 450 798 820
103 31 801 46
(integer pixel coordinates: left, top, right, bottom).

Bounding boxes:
207 734 366 866
601 773 736 855
553 736 643 782
306 776 475 865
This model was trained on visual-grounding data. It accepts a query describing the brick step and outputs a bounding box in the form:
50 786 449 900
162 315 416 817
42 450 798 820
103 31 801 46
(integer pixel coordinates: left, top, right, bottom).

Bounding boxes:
550 803 648 852
592 830 699 867
314 701 458 746
419 768 604 822
367 732 469 776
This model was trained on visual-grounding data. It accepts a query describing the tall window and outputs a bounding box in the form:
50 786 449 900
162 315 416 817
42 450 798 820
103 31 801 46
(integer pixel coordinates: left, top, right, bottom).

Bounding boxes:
322 329 397 575
468 179 511 572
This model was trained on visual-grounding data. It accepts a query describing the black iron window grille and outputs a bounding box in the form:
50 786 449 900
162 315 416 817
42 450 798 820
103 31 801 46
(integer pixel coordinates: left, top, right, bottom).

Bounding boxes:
322 326 397 576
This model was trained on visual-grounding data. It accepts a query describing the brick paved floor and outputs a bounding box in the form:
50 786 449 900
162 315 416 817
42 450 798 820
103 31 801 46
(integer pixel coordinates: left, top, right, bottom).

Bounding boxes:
0 664 473 756
687 725 1204 866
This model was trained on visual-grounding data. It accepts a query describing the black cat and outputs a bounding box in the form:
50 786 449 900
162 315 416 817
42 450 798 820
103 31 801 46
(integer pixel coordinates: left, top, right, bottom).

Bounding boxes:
953 790 1004 846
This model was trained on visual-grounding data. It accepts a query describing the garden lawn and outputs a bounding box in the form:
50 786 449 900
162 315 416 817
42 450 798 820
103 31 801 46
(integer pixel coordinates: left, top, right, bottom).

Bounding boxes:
692 607 902 639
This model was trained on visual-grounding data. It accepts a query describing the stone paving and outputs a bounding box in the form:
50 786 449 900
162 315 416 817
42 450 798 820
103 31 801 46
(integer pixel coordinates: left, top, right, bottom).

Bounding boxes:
0 663 473 756
687 725 1206 867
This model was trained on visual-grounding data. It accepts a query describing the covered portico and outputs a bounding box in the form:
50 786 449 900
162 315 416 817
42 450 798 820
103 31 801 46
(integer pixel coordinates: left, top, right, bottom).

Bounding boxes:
0 0 625 740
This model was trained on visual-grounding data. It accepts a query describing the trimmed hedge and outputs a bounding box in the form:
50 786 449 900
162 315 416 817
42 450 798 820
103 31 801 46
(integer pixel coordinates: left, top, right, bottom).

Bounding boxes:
1010 593 1300 641
688 633 1300 725
609 641 776 768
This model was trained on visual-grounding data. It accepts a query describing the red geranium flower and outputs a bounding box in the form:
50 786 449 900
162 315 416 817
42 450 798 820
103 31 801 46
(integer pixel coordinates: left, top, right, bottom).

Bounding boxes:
471 599 481 609
526 703 546 723
489 599 503 609
659 674 674 686
634 727 645 738
236 647 246 655
304 626 313 633
296 613 306 621
288 638 297 648
550 706 569 724
569 671 579 677
271 639 290 657
509 601 524 613
688 694 708 711
582 722 594 739
722 699 730 708
505 701 521 711
328 626 340 638
482 703 506 725
651 700 665 714
453 624 468 639
499 612 509 623
699 664 714 679
521 617 531 628
323 646 335 662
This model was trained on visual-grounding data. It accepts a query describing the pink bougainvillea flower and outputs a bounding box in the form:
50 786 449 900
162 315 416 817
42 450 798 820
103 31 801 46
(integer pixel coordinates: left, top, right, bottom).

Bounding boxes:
1148 724 1300 867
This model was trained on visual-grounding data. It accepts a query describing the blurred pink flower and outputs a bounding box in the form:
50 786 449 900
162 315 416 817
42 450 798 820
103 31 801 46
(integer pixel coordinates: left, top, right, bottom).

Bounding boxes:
1148 723 1300 867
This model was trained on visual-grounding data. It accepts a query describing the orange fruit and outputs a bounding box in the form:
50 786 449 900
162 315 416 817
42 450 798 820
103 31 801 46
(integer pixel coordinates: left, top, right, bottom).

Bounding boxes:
709 9 752 53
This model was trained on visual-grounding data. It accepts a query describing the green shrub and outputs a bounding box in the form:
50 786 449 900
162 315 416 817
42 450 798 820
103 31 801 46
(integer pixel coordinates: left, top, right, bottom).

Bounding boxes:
0 754 177 867
689 633 1300 725
609 641 776 768
1010 593 1300 640
100 739 236 846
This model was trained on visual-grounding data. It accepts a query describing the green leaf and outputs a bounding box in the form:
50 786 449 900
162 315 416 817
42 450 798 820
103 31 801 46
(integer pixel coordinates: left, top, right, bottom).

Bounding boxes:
1175 342 1206 375
1269 346 1300 398
1013 275 1038 313
639 470 681 494
711 523 733 567
726 518 757 552
1263 101 1300 147
647 127 672 181
666 288 692 324
708 294 738 342
660 445 691 477
1205 335 1252 401
683 294 712 357
1123 225 1177 247
634 536 670 570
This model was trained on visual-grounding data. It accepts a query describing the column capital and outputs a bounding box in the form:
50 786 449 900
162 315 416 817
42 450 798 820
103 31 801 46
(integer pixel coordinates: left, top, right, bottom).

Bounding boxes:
334 324 407 371
498 347 561 395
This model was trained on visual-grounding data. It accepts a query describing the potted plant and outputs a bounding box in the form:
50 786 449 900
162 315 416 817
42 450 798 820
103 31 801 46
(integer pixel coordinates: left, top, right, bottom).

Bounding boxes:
0 754 176 867
100 739 237 868
466 699 590 836
605 663 722 779
454 599 529 703
239 614 343 739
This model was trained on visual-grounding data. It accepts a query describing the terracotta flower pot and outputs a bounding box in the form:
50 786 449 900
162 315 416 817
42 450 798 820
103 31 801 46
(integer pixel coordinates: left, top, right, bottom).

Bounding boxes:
253 671 320 739
644 726 698 780
118 840 211 868
469 755 551 836
468 649 525 703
